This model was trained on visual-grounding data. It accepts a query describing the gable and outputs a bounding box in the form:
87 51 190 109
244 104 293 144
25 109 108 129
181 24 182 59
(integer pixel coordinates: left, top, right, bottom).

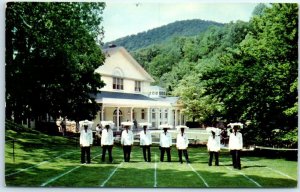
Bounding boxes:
95 47 154 82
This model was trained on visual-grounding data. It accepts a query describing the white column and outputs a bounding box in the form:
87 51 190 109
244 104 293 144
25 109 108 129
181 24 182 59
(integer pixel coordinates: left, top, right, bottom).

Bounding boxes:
101 105 105 121
175 109 178 127
179 110 182 125
131 107 134 122
117 107 120 131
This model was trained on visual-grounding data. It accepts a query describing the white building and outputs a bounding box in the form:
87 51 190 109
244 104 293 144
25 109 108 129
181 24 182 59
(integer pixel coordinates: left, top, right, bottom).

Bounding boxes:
93 46 185 130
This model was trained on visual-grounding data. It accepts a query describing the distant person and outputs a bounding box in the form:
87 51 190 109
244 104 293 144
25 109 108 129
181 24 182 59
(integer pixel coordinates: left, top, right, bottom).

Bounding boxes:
207 128 221 166
176 126 190 164
121 125 134 162
220 128 229 146
229 125 243 169
133 119 138 130
95 124 102 146
61 116 67 136
101 124 114 163
159 126 172 162
80 122 93 164
139 125 152 162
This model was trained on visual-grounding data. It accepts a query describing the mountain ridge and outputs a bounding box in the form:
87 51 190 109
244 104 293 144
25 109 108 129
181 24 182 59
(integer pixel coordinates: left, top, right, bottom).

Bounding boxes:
104 19 224 51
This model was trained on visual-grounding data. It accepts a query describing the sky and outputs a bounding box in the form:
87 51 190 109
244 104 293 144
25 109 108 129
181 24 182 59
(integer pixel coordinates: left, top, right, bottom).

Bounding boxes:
102 0 260 43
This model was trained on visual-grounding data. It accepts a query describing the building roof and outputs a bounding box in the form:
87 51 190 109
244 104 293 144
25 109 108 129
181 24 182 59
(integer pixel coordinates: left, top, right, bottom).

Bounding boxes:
93 91 179 108
95 91 155 101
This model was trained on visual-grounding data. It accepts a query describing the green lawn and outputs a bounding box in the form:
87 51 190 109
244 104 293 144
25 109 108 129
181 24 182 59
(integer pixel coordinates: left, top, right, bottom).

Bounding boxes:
5 128 298 188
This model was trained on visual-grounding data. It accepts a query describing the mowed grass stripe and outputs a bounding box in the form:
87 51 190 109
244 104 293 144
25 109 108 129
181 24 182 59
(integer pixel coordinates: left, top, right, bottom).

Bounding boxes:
243 157 297 181
5 151 77 177
103 148 156 187
100 162 123 187
44 146 125 187
239 157 297 187
154 153 157 187
190 151 262 188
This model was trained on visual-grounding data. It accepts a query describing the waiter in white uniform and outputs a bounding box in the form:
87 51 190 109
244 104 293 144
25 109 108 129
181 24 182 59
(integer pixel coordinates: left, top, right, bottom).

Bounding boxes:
176 126 190 164
207 127 221 166
121 125 134 162
139 125 152 162
80 121 93 164
159 125 172 162
229 125 243 169
101 123 114 163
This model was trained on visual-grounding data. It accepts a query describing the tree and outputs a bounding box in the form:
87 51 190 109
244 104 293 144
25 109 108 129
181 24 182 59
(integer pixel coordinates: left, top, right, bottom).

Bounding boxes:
173 74 223 123
202 3 298 146
6 2 106 124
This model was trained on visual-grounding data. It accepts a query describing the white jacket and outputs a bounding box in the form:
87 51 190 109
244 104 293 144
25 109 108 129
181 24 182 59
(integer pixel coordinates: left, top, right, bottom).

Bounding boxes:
207 135 221 152
101 128 114 146
160 131 172 148
121 130 134 145
80 129 93 147
176 133 189 150
139 130 152 146
229 132 243 150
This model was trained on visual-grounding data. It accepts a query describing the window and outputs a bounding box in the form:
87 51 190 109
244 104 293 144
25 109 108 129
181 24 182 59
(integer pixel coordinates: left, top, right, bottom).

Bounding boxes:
141 109 145 120
152 109 156 119
165 109 168 119
135 81 141 92
113 77 123 90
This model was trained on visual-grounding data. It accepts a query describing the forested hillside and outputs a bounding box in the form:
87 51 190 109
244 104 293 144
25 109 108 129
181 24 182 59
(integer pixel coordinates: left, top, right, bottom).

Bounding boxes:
132 3 298 148
104 19 223 51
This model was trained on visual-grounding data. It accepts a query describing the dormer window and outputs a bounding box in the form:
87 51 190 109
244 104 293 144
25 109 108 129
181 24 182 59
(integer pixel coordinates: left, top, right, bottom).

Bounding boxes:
135 81 141 92
113 77 123 90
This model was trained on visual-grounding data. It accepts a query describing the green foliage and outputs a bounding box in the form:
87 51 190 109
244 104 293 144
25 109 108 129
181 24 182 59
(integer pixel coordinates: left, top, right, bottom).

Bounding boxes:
202 3 298 146
105 19 224 51
132 4 297 147
6 2 106 122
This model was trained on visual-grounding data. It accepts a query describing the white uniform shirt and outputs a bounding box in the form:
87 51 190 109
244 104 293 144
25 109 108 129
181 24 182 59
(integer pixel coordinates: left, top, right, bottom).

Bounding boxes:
176 133 189 150
229 132 243 150
139 130 152 146
160 131 172 148
207 135 221 152
80 129 93 147
121 130 134 146
101 128 114 145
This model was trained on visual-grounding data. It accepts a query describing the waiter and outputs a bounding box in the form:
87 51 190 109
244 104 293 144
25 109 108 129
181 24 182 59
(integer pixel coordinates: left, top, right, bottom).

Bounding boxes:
229 125 243 169
159 125 172 162
121 125 134 162
176 125 190 164
139 124 152 162
207 127 221 166
101 122 114 163
80 120 93 164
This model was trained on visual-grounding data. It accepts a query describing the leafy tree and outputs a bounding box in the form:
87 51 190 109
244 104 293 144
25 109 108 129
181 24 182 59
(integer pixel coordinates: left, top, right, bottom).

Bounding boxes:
202 3 298 146
173 74 223 123
252 3 268 16
6 2 106 124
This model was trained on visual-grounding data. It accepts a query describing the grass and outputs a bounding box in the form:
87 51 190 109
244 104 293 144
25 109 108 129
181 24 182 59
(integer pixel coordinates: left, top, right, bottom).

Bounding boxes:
5 126 298 188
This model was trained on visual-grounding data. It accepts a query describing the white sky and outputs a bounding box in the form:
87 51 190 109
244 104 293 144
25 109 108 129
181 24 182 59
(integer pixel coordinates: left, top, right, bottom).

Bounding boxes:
102 0 260 42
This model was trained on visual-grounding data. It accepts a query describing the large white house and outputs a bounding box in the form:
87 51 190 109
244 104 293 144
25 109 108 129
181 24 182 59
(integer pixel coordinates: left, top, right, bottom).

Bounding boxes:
93 46 185 130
